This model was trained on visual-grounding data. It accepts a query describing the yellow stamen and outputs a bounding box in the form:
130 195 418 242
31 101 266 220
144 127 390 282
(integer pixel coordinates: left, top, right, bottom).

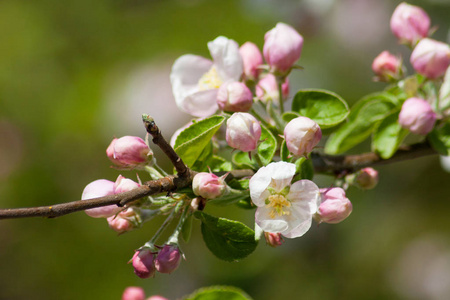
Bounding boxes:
198 66 222 91
267 194 291 219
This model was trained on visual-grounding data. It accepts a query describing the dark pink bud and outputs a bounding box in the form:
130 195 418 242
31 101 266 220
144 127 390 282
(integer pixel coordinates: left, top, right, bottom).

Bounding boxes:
81 179 121 218
372 51 402 81
122 287 145 300
154 245 182 274
355 168 379 190
239 42 263 80
316 188 352 224
132 249 156 278
264 232 284 248
226 112 261 152
217 81 253 112
390 3 430 46
410 38 450 79
107 136 152 168
398 97 436 135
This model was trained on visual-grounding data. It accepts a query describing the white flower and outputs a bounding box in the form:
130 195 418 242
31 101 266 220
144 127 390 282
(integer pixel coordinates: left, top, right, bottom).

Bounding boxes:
249 161 319 238
170 36 243 117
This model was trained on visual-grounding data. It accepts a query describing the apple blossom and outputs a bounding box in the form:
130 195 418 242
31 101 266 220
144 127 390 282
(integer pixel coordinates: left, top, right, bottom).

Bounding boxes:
107 136 152 168
390 2 430 46
354 168 379 190
170 36 243 117
147 297 168 300
398 97 436 135
315 187 352 224
255 74 289 103
284 116 322 157
154 244 182 274
192 172 227 200
114 175 140 194
372 51 402 82
249 161 319 238
239 41 263 81
264 232 284 248
263 23 304 74
410 38 450 79
107 207 142 234
81 179 121 218
132 248 156 278
216 81 253 112
226 112 261 152
122 287 145 300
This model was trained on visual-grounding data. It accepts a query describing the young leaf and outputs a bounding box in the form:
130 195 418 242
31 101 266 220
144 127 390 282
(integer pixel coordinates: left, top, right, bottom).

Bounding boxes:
280 140 290 162
282 111 300 123
194 211 257 262
325 93 397 154
372 111 409 159
428 122 450 155
208 155 233 172
174 116 225 168
291 89 349 128
184 286 253 300
181 213 193 243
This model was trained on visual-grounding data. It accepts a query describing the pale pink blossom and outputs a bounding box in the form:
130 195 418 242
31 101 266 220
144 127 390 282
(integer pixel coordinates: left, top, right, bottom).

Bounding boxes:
398 97 436 135
410 38 450 79
114 175 140 194
217 81 253 112
239 41 263 81
226 113 261 152
255 74 289 103
355 168 379 190
107 136 152 168
390 2 430 45
250 162 319 238
284 117 322 157
81 179 121 218
372 51 402 81
122 287 145 300
170 36 243 117
316 187 352 224
107 207 141 234
192 172 227 200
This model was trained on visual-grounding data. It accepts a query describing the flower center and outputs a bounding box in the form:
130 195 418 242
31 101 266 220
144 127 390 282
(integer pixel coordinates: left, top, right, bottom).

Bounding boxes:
198 66 223 91
267 194 291 219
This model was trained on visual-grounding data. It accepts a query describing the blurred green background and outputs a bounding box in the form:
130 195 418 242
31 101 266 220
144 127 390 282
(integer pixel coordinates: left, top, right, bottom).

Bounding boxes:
1 0 449 299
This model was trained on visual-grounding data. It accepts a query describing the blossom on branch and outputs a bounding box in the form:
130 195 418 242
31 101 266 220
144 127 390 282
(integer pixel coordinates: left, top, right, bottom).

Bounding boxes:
170 36 243 117
249 162 319 238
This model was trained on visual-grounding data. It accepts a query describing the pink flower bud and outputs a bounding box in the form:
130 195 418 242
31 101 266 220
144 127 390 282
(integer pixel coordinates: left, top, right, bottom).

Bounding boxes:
316 187 352 224
372 51 402 81
264 232 284 248
226 112 261 152
107 136 152 168
410 38 450 79
147 297 168 300
284 117 321 157
81 179 122 218
154 245 182 274
263 23 303 74
239 42 263 81
132 248 156 278
114 175 140 194
390 2 430 46
355 168 379 190
122 287 145 300
192 173 227 199
398 97 436 135
255 74 289 103
107 208 141 234
217 81 253 112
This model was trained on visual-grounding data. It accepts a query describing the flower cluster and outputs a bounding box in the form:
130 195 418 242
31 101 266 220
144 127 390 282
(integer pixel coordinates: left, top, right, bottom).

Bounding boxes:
131 244 182 278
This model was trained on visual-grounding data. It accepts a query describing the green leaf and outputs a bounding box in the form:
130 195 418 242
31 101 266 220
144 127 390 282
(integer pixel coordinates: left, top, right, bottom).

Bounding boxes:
325 93 397 154
184 286 253 300
181 213 193 243
194 211 257 262
191 142 213 172
372 111 409 159
174 116 225 168
293 157 314 181
428 122 450 155
281 111 300 123
280 140 289 162
208 155 233 172
207 188 250 206
291 89 349 128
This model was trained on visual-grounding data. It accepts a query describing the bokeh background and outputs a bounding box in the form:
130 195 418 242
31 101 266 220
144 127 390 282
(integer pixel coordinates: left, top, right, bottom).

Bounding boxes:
1 0 450 299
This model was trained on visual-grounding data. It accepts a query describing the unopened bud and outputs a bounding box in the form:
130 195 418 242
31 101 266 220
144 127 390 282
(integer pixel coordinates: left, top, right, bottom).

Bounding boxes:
192 173 227 200
372 51 402 82
132 248 156 279
263 23 303 75
398 97 436 135
147 296 169 300
114 175 141 194
154 245 182 274
81 179 121 218
226 112 261 152
217 81 253 112
410 38 450 79
107 136 152 168
255 74 289 103
122 287 145 300
284 116 321 157
354 168 379 190
239 42 263 81
264 232 284 248
316 188 352 224
390 2 430 46
107 208 141 234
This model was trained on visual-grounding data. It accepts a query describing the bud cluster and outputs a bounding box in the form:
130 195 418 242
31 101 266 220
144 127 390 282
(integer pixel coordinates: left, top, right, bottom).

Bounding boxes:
131 244 182 279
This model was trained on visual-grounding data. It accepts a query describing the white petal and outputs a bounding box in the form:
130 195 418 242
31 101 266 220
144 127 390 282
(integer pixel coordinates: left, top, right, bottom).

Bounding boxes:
288 179 319 214
281 217 312 238
255 206 289 232
208 36 243 81
182 89 219 117
266 161 296 192
249 165 272 206
170 54 213 111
